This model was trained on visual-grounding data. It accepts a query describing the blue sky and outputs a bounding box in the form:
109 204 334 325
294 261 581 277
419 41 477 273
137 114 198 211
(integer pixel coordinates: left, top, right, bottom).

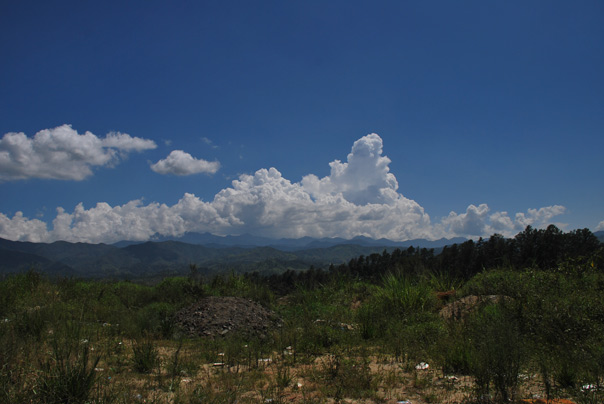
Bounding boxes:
1 0 603 243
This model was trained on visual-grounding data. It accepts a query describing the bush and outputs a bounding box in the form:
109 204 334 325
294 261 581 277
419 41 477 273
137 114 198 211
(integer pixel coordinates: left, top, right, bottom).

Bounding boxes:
376 273 437 316
467 303 524 403
14 305 48 341
132 339 159 374
35 337 100 404
135 302 176 338
154 277 202 305
317 348 377 401
437 322 473 374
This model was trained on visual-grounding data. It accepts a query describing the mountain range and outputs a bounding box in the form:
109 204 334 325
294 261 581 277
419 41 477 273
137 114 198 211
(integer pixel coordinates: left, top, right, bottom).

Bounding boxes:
0 233 466 280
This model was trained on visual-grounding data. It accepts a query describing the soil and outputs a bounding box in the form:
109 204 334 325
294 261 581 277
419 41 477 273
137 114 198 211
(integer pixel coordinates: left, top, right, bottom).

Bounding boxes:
439 294 512 321
173 296 281 339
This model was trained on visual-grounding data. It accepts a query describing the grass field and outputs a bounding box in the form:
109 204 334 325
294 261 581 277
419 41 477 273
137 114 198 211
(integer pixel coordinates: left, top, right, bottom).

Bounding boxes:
1 261 603 403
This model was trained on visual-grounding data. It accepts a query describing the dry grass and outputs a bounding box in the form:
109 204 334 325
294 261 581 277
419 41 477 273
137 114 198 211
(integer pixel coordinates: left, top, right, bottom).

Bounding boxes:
76 340 577 404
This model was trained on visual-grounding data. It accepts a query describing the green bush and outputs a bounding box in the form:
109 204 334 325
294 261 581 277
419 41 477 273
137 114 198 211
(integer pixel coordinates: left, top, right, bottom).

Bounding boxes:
356 301 385 340
154 276 201 305
35 337 100 404
317 348 377 401
14 306 48 341
376 273 437 316
132 339 159 374
437 322 473 374
134 302 176 338
110 282 154 310
467 303 525 403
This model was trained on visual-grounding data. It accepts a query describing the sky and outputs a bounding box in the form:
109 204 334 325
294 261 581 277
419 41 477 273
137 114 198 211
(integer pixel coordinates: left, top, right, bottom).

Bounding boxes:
0 0 603 244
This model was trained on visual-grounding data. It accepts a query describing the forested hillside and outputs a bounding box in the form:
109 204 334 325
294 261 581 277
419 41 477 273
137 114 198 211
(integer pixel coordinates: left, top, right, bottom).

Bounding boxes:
261 225 602 293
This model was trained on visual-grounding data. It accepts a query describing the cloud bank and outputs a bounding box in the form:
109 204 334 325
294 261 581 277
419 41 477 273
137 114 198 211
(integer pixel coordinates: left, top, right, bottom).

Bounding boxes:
151 150 220 176
0 125 156 181
0 134 567 243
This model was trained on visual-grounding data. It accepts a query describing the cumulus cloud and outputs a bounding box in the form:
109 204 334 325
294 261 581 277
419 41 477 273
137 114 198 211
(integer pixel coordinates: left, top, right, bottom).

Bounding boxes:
0 125 156 181
0 133 568 244
302 133 399 205
596 220 604 231
151 150 220 176
0 211 50 242
438 204 567 238
441 204 491 237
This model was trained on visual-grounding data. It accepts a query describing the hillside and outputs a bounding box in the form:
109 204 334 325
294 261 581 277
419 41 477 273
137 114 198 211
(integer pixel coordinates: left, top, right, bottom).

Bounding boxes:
0 237 405 279
3 228 599 280
119 232 467 250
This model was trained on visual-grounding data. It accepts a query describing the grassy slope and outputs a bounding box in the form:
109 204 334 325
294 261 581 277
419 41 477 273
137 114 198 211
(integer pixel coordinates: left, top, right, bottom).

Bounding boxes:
1 260 603 403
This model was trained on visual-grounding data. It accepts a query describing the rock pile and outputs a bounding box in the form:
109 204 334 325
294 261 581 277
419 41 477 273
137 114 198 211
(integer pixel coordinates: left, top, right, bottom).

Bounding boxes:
439 295 512 321
174 296 281 339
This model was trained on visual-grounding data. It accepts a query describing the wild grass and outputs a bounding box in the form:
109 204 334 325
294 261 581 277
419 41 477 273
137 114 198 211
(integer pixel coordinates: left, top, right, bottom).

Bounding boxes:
0 261 603 403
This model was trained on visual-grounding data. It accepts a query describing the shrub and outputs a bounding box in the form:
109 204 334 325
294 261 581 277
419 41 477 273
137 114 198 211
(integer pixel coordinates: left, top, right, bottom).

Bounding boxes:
376 273 437 316
35 337 100 404
437 322 473 374
356 301 385 340
132 339 160 374
317 348 377 400
154 277 201 305
467 303 524 403
135 302 176 338
14 305 48 341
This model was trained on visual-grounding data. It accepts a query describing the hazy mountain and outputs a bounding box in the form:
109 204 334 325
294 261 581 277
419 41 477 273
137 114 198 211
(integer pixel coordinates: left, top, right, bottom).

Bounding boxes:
595 230 604 243
116 232 467 250
0 234 468 279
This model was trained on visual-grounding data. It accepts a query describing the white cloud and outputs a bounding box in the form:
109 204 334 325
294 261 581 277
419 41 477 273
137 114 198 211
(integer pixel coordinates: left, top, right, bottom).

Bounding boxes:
438 204 568 238
151 150 220 176
0 125 156 181
596 220 604 231
0 133 569 244
102 131 157 151
201 137 219 149
302 133 399 205
0 212 49 242
441 204 491 237
514 206 567 230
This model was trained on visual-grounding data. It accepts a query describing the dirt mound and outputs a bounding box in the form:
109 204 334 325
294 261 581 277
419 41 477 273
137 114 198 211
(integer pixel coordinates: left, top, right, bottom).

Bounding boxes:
439 294 512 321
174 296 281 339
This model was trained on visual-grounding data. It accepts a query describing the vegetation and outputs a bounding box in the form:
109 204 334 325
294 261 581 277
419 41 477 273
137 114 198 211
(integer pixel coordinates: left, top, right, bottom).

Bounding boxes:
0 225 602 403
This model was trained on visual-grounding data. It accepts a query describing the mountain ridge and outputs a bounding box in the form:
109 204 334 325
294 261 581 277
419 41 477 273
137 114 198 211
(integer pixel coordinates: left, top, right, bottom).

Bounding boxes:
0 233 466 279
118 232 467 250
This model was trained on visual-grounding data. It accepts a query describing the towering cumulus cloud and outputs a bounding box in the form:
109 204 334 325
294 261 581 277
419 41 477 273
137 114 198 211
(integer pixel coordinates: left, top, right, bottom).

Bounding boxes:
302 133 399 205
0 133 566 243
0 125 156 181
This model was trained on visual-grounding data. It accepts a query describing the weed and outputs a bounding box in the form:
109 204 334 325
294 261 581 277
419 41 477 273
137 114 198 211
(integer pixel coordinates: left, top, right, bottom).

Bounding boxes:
132 339 159 374
35 337 101 404
274 362 292 389
467 303 524 403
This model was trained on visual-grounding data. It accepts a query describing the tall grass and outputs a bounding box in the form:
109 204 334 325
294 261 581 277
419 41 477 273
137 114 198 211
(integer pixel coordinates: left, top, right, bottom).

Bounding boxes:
376 273 437 315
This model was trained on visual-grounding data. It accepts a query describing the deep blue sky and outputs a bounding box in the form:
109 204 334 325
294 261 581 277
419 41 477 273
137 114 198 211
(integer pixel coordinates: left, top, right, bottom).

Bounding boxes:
1 1 603 243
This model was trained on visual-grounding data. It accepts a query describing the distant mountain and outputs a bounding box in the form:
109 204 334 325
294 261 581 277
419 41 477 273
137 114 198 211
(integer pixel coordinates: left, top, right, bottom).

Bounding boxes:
595 230 604 243
0 246 75 277
116 232 467 250
0 233 466 280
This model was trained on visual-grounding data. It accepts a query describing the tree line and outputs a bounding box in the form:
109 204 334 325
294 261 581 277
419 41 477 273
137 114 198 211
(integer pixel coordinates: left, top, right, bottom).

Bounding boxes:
252 225 603 294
